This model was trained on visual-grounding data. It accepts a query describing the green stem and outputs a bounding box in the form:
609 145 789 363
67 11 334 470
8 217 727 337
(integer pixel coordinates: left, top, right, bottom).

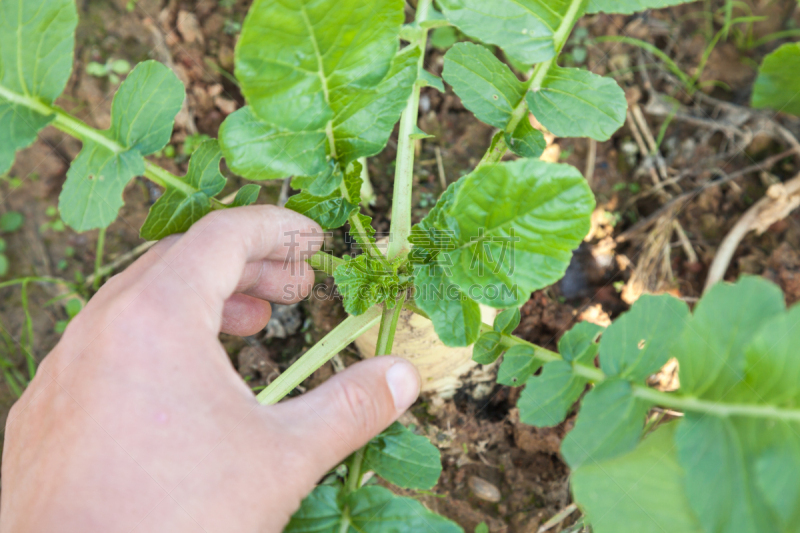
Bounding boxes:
307 250 345 275
0 85 198 197
256 306 383 405
93 227 106 291
475 320 800 423
374 294 406 356
386 0 432 261
339 180 384 261
346 449 365 493
478 0 586 166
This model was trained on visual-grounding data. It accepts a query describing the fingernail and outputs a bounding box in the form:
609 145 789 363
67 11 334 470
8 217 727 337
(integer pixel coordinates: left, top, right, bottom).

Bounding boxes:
386 361 420 411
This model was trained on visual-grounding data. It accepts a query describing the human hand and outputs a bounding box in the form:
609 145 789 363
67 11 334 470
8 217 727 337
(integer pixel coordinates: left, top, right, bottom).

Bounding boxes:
0 206 420 533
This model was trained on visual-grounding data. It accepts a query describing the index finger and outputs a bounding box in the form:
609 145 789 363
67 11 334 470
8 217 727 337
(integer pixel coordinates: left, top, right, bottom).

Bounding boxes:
134 206 323 325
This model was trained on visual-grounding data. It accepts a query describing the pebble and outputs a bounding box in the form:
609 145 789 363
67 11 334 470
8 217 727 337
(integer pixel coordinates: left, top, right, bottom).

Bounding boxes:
468 476 501 503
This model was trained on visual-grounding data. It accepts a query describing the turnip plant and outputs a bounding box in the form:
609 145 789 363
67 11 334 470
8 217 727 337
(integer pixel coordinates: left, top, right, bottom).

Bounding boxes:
4 0 800 530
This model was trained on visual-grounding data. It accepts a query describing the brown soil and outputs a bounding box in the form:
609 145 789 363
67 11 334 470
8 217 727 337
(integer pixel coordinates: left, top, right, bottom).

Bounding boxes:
2 0 800 531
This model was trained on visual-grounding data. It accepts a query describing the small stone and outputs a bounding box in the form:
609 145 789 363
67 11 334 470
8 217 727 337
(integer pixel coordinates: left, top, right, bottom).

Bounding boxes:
177 11 204 45
214 96 237 115
468 476 501 503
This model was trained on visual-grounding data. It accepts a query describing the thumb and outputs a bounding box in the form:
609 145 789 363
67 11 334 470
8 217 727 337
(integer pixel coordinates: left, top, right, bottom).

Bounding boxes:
272 356 420 477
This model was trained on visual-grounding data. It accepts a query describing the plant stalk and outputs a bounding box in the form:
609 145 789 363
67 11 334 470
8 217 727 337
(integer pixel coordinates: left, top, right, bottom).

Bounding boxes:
256 306 382 405
0 85 201 197
475 320 800 423
374 293 407 356
386 0 432 261
478 0 587 166
346 449 365 493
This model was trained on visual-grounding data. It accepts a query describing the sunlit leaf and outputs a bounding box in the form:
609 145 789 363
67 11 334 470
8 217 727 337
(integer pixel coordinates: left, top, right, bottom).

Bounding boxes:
526 66 626 141
140 140 226 240
363 422 442 490
598 294 689 382
571 423 704 533
497 345 542 386
560 379 650 469
59 61 185 231
0 0 78 174
413 159 594 308
438 0 573 64
752 42 800 116
413 263 481 347
442 43 526 129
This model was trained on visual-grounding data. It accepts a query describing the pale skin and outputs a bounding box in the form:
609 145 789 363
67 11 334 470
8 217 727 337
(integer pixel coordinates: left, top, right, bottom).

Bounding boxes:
0 206 421 533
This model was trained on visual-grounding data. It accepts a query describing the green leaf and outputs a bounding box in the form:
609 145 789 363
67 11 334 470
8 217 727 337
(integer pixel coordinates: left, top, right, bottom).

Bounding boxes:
754 422 800 528
409 178 461 265
558 321 603 363
472 331 504 364
571 423 704 533
363 422 442 490
286 191 358 230
421 7 449 29
224 7 416 179
334 255 400 316
504 118 547 159
307 165 343 197
231 184 261 207
286 161 363 230
414 159 594 308
560 379 651 469
675 276 784 400
497 345 542 386
236 0 404 132
109 62 186 156
140 140 226 240
420 70 445 92
333 47 421 166
675 415 779 533
431 26 459 49
526 66 627 141
0 211 24 233
0 105 55 176
413 263 482 347
438 0 572 64
494 307 521 334
0 0 78 174
286 485 463 533
752 43 800 116
740 304 800 406
59 146 145 231
285 484 343 533
59 61 185 231
598 294 689 382
518 360 587 426
218 106 327 181
475 523 489 533
442 43 526 129
410 125 435 140
587 0 699 14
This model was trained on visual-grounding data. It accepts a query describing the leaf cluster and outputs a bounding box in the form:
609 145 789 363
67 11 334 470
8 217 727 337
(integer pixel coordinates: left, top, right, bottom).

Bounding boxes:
286 422 461 533
479 276 800 533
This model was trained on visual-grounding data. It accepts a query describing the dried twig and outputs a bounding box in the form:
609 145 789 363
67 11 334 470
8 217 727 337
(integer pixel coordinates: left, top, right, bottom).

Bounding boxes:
538 504 578 533
617 148 798 243
705 171 800 292
584 138 596 186
434 146 447 191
